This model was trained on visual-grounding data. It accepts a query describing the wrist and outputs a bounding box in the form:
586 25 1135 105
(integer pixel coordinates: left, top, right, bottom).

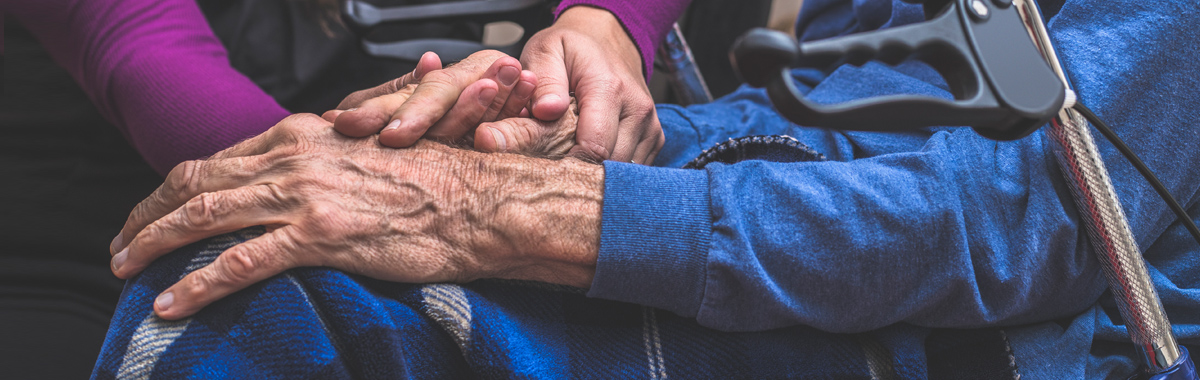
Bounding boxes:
476 155 605 287
555 5 645 80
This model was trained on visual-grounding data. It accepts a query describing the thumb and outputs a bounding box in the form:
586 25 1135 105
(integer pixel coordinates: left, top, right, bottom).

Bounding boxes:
521 38 571 121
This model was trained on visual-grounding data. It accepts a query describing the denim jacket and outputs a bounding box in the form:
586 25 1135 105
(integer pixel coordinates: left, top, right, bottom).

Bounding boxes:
590 0 1200 377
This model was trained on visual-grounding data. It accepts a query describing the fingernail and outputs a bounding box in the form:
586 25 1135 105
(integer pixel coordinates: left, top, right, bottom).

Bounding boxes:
156 292 174 311
384 119 402 131
488 127 507 151
538 94 561 105
112 247 128 272
498 66 519 86
110 232 124 253
479 87 498 106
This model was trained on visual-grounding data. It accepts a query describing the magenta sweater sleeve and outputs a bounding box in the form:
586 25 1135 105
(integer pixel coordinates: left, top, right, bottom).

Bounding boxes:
556 0 694 79
1 0 290 175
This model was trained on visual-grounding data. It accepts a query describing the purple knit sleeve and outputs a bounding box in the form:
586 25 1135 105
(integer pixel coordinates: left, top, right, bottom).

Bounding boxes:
556 0 693 79
2 0 290 175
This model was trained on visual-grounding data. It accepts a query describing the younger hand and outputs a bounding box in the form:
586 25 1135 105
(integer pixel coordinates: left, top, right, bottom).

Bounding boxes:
329 6 666 164
329 50 539 148
518 5 664 164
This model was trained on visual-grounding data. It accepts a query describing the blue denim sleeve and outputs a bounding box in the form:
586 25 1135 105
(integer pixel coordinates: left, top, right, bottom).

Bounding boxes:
591 0 1200 333
596 124 1111 332
587 69 832 318
695 129 1111 332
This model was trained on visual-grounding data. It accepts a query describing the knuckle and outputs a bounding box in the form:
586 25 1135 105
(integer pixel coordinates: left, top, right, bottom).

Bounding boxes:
276 114 307 131
521 37 555 56
338 89 371 109
166 160 204 195
285 112 327 125
422 70 458 88
274 227 317 266
354 98 396 126
275 135 321 159
262 183 292 208
631 98 655 115
135 220 166 249
380 90 418 112
220 248 261 284
306 203 347 236
578 140 611 161
403 83 458 111
127 195 159 229
422 79 465 99
639 121 663 141
589 77 620 94
537 69 568 86
498 121 535 149
297 113 329 127
184 267 218 299
396 83 419 98
387 75 408 92
478 49 505 58
464 49 506 65
277 113 329 136
494 55 521 69
179 192 221 230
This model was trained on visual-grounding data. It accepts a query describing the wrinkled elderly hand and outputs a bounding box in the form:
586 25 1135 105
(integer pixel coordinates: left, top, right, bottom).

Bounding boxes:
332 6 664 163
108 114 603 320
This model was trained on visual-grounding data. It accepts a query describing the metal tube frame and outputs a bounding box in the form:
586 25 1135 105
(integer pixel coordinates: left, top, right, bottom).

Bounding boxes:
659 23 715 106
1014 0 1182 371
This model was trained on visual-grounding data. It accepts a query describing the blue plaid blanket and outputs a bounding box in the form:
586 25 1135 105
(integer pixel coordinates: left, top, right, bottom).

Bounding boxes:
91 227 1023 379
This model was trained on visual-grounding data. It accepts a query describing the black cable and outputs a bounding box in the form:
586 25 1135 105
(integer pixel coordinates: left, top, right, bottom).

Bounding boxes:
1074 102 1200 247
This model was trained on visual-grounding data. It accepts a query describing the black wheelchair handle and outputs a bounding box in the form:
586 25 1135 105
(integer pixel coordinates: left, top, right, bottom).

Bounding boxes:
344 0 545 28
731 0 1064 140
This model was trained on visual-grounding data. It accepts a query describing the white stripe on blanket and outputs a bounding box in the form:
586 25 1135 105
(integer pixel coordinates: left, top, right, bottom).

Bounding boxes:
421 284 474 352
114 231 255 379
642 307 668 379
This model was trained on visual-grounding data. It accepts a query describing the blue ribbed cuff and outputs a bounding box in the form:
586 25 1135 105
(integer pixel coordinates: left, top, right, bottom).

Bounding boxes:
588 162 711 318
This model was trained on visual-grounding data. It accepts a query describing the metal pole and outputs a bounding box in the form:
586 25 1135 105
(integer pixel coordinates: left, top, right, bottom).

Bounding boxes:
1045 107 1181 370
659 23 714 105
1016 0 1183 371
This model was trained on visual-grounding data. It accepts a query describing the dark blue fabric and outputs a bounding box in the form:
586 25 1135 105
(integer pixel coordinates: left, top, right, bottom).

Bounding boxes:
593 0 1200 377
92 228 976 379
